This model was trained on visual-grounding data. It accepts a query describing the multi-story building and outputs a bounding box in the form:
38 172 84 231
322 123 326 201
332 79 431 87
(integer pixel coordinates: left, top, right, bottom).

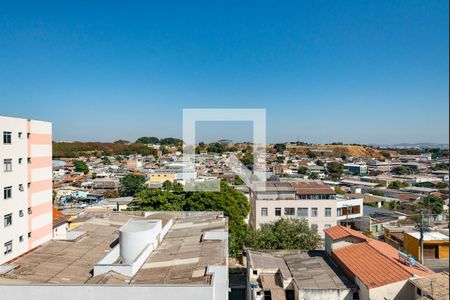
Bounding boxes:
249 181 363 237
0 115 52 264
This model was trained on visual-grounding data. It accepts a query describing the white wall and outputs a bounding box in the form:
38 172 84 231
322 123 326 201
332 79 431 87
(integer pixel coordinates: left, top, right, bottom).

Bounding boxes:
254 199 337 237
0 116 29 264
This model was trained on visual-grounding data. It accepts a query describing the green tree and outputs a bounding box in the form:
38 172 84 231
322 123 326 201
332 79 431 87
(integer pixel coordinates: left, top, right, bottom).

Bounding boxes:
308 173 319 180
383 200 398 211
276 156 285 163
369 190 384 196
207 142 226 154
419 195 445 215
74 160 89 174
327 162 344 180
102 156 111 165
380 151 391 159
136 136 160 144
113 139 129 144
388 180 409 189
436 182 449 189
274 143 286 153
297 166 308 174
316 159 324 166
120 174 146 196
131 181 250 257
392 166 413 175
306 150 317 159
246 218 320 250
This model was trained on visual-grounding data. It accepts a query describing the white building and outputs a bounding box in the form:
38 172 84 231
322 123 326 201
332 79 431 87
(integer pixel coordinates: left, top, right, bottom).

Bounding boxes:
0 211 229 300
249 181 363 237
0 116 53 265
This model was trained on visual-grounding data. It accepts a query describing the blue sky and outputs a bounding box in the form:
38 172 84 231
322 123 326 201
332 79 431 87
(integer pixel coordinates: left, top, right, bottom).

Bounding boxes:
0 1 448 144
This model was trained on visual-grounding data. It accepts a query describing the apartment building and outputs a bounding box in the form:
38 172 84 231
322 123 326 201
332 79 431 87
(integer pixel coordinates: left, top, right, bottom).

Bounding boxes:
249 181 363 237
0 116 52 264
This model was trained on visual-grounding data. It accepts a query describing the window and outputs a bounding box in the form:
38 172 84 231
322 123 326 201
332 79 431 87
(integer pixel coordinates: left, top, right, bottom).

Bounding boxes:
27 158 31 164
325 208 332 217
3 132 12 144
311 224 318 232
28 207 32 215
28 232 31 238
27 133 30 139
253 270 258 275
4 240 12 254
18 158 23 164
284 208 295 216
19 210 24 217
275 207 281 216
4 214 12 227
19 236 23 243
4 186 12 199
19 184 24 192
324 224 332 229
261 207 268 217
297 208 308 217
311 207 318 217
18 132 22 139
3 159 12 172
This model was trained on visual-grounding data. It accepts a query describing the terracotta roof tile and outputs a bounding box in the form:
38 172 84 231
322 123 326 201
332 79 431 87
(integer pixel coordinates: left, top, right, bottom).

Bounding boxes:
326 225 434 289
324 225 368 241
332 242 412 288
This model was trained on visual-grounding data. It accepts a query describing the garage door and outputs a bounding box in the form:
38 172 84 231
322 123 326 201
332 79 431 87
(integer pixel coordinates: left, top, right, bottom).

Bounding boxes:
423 245 438 259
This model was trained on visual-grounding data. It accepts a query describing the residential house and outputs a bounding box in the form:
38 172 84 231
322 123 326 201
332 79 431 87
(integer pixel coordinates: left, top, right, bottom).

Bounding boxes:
324 225 433 300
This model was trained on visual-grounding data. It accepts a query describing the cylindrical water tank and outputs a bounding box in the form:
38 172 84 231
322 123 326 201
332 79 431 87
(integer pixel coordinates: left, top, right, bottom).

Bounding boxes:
119 219 160 264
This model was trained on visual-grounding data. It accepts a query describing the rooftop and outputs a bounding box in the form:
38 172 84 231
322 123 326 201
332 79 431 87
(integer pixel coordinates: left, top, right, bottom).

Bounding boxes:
409 272 449 300
0 211 227 286
248 250 355 290
325 225 433 289
405 231 449 242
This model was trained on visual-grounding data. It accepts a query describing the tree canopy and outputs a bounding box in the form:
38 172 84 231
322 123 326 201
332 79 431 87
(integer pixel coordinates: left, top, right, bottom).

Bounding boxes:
73 160 89 174
419 195 445 215
392 166 413 175
120 174 147 197
136 136 160 144
274 143 286 153
388 180 409 189
131 181 250 257
246 218 320 250
326 162 344 180
207 142 226 154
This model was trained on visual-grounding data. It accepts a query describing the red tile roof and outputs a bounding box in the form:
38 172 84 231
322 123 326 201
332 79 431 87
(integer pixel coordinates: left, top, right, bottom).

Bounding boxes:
52 208 67 227
326 225 433 289
289 181 336 195
324 225 368 241
332 242 413 288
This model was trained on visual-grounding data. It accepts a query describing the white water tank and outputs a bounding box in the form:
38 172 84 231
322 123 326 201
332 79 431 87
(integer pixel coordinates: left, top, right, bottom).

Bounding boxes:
119 219 162 264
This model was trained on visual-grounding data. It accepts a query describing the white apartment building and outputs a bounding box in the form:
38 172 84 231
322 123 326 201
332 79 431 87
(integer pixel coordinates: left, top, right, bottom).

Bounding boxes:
249 181 363 237
0 115 53 264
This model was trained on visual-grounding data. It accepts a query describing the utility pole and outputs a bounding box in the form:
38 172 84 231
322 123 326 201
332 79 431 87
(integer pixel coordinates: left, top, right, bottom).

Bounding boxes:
419 210 424 264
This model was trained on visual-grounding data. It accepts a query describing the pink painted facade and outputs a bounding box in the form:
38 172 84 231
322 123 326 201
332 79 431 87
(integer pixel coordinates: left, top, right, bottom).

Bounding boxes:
0 116 52 264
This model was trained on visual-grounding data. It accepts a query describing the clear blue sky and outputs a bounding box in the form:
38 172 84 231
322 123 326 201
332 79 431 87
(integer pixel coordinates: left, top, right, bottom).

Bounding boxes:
1 1 448 144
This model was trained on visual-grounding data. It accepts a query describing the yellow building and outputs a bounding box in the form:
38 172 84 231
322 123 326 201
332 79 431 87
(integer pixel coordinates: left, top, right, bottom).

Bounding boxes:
403 231 449 261
148 172 177 184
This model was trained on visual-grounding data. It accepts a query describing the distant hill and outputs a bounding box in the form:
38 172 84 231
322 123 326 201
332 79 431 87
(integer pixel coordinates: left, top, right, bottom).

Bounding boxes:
286 144 385 159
